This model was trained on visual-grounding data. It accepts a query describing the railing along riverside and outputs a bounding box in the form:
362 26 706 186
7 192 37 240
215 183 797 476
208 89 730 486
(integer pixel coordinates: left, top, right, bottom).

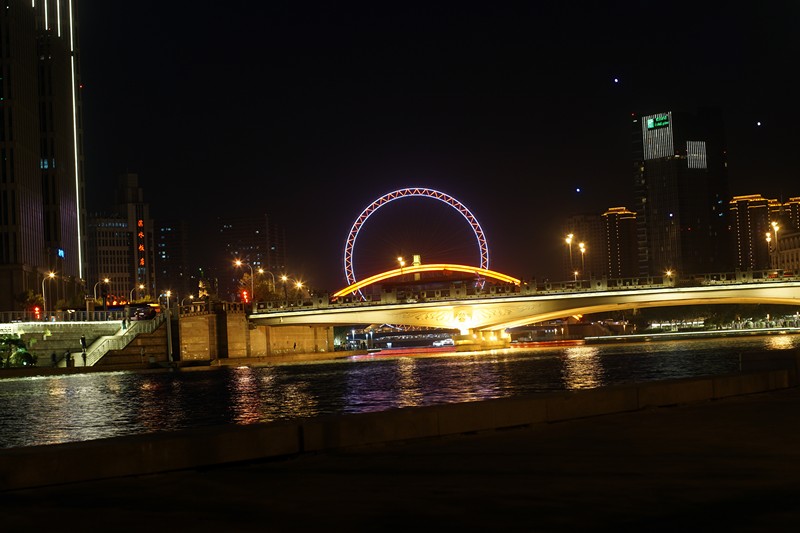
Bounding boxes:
79 313 167 366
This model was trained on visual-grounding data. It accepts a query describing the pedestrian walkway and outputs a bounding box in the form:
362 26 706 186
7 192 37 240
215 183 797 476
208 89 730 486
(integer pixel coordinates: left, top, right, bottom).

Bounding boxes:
4 385 800 531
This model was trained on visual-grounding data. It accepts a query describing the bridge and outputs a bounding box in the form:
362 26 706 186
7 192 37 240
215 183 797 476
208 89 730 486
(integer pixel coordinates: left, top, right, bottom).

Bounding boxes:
250 266 800 350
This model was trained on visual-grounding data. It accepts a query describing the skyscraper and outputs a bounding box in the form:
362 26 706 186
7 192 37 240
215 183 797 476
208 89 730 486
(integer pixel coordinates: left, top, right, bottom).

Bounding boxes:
728 195 772 272
0 2 86 311
632 108 730 277
602 206 638 278
85 174 156 306
217 214 286 301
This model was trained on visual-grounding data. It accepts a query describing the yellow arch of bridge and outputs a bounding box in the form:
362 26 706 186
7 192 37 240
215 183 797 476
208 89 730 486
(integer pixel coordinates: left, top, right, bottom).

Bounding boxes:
332 263 520 299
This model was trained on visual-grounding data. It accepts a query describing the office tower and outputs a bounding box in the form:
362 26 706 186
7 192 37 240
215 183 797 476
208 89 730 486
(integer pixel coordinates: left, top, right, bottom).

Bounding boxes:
602 206 638 278
632 108 730 277
86 174 156 305
155 218 190 300
729 195 773 271
217 214 286 300
0 2 86 311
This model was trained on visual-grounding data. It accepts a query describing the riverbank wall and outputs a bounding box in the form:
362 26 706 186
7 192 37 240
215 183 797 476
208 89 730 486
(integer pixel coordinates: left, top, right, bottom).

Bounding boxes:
2 350 797 491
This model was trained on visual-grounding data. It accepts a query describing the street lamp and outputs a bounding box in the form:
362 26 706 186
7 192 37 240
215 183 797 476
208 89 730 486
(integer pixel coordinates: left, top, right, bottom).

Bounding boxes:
181 295 194 306
771 221 780 270
129 283 144 302
565 233 574 273
93 277 109 301
280 275 304 302
259 267 275 293
573 270 578 282
579 242 586 275
234 259 254 303
163 290 172 309
42 272 55 320
162 291 173 363
280 274 290 301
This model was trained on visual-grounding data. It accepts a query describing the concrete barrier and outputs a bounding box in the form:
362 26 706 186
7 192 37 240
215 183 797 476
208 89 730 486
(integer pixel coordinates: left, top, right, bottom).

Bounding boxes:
0 369 792 491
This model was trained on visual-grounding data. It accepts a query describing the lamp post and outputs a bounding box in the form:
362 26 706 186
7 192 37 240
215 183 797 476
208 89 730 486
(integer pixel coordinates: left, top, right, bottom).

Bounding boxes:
280 275 304 302
766 232 773 268
42 272 55 321
565 234 574 274
281 274 289 302
129 283 144 303
162 291 173 363
181 295 194 306
579 242 586 276
93 277 109 301
234 260 254 304
259 268 275 294
771 221 780 270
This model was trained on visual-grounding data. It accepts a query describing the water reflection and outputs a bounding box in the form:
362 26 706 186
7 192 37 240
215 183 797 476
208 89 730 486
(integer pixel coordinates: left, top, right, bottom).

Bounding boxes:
561 345 603 389
0 335 796 449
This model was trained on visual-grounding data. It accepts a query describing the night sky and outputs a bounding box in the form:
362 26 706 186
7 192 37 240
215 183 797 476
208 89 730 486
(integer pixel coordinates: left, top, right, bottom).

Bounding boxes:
78 2 800 293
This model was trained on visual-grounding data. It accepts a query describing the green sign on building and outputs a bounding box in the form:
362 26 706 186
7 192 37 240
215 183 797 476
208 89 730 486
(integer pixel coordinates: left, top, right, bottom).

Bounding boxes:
647 115 670 129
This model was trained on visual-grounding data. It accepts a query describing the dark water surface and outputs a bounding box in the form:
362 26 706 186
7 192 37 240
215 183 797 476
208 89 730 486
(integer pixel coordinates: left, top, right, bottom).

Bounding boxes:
1 335 798 449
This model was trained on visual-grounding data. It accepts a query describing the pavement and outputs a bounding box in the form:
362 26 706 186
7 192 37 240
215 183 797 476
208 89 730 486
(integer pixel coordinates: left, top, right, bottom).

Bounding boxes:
3 385 800 532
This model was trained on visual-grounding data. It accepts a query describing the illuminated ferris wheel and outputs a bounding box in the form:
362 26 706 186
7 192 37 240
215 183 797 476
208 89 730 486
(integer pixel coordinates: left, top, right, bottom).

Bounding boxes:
343 187 490 290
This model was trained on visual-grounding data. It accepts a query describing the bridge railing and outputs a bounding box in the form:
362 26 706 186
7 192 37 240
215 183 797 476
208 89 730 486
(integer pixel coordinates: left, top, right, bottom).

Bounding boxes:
249 269 800 315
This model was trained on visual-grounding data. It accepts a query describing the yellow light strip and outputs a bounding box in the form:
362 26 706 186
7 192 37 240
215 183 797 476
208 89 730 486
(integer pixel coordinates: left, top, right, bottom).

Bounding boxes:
332 263 520 298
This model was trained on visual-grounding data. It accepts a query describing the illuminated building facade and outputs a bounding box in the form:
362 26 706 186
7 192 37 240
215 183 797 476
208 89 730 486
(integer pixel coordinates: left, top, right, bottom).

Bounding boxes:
728 195 773 271
632 109 730 276
0 1 86 311
602 206 638 278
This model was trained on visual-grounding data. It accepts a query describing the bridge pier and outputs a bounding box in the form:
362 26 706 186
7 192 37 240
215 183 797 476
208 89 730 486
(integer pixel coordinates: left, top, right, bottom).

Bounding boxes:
453 330 511 351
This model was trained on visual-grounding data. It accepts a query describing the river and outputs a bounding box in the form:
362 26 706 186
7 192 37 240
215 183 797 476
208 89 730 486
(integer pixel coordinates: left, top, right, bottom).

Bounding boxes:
1 334 798 449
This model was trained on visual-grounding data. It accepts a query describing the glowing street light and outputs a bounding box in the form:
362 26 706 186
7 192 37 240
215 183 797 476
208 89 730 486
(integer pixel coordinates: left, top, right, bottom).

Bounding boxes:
281 274 290 301
579 242 586 274
181 295 194 306
129 283 145 302
766 232 773 268
93 277 110 301
565 233 574 272
280 275 304 302
42 272 56 320
259 267 275 293
771 221 780 269
234 260 254 304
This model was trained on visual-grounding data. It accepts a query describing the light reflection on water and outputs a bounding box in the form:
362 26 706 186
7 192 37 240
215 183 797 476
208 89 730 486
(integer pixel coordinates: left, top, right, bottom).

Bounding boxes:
1 335 798 449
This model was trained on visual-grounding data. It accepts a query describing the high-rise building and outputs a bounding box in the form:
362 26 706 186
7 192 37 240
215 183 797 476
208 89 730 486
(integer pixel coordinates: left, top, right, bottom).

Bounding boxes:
632 109 730 277
0 2 86 311
783 197 800 231
602 207 638 278
86 174 156 305
217 214 286 301
155 218 190 299
728 195 773 272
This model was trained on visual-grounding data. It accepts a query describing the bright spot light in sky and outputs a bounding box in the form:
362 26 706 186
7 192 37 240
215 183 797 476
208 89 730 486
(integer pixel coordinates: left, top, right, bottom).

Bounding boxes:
613 77 619 83
576 188 581 193
757 121 762 126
